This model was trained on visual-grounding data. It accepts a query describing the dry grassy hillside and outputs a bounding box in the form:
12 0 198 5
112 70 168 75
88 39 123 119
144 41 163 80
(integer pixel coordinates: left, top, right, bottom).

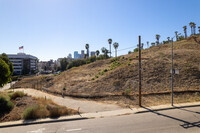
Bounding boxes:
15 36 200 100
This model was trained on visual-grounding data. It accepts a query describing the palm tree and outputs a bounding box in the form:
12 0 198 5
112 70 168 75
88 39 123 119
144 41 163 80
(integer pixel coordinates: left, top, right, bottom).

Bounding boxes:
151 42 155 46
108 38 112 57
96 50 100 57
146 41 149 48
101 47 108 58
198 26 200 34
175 31 178 41
167 37 170 43
141 43 144 49
189 22 194 35
155 34 160 45
85 44 89 58
193 23 196 34
113 42 119 57
183 26 187 38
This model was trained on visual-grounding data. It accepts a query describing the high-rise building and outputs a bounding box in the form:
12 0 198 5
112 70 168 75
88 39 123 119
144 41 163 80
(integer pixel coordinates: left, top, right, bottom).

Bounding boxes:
67 53 72 59
90 51 96 57
81 50 85 59
74 51 79 59
7 53 38 75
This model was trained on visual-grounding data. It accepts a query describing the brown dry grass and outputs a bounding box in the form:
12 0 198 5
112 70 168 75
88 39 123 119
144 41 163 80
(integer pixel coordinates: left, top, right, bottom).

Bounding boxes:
14 35 200 106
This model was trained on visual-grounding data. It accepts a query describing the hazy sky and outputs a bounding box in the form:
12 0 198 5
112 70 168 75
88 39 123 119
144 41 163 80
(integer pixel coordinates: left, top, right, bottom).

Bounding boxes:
0 0 199 61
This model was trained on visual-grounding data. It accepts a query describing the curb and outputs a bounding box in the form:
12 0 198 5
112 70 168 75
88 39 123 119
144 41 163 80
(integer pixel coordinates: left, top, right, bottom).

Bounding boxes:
0 115 88 128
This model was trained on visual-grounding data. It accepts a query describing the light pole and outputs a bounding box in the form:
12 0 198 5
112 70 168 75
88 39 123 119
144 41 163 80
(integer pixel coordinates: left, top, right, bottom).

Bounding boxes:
171 33 181 106
108 38 112 57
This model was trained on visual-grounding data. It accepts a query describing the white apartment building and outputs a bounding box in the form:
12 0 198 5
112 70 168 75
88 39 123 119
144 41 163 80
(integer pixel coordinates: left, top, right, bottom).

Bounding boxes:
7 53 38 75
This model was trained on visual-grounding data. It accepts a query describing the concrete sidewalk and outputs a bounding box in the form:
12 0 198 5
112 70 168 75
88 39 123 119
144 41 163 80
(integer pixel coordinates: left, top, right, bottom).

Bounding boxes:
1 101 200 128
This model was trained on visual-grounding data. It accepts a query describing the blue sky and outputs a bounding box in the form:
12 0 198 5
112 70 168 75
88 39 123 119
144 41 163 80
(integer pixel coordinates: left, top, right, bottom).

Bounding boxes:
0 0 199 61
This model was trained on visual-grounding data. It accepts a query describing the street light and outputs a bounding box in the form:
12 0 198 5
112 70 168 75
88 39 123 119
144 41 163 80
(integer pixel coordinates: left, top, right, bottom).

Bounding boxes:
171 33 181 106
108 38 112 57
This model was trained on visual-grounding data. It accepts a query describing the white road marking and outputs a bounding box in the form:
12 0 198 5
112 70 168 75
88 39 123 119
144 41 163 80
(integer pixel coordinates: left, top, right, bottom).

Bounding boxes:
66 128 82 132
27 128 45 133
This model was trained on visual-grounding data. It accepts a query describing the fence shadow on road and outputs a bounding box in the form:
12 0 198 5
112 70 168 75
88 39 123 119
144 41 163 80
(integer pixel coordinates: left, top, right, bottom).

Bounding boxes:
141 106 200 129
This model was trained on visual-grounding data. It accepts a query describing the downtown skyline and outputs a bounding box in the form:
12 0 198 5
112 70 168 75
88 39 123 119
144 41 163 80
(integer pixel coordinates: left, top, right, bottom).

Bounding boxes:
0 0 200 61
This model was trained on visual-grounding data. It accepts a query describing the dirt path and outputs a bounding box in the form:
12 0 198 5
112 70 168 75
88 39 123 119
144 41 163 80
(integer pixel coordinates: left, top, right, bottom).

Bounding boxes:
15 88 122 113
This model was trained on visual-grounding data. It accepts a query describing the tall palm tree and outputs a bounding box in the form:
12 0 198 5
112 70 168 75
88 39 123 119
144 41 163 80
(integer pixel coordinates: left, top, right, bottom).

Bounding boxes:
141 43 144 49
189 22 194 35
146 41 149 48
198 26 200 34
183 26 187 38
85 44 89 58
167 37 170 43
193 23 196 34
175 31 178 41
96 50 100 57
155 34 160 45
108 38 112 57
113 42 119 57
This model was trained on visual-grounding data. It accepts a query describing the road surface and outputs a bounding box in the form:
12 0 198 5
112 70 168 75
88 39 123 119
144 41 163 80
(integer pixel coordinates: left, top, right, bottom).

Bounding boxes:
1 104 200 133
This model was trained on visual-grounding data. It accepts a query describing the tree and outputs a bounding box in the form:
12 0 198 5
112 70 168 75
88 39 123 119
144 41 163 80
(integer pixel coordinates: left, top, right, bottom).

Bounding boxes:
175 31 178 41
85 44 89 58
60 58 68 71
189 22 195 35
167 37 170 43
155 34 160 45
108 38 112 57
183 26 187 38
0 53 13 75
96 50 100 57
151 42 155 46
128 51 132 54
193 23 196 34
113 42 119 57
101 47 109 59
0 53 13 87
141 43 144 49
198 26 200 34
146 41 149 48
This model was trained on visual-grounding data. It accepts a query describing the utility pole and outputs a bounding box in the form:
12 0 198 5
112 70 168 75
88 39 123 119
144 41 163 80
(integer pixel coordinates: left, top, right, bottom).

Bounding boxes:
171 38 174 106
139 36 142 107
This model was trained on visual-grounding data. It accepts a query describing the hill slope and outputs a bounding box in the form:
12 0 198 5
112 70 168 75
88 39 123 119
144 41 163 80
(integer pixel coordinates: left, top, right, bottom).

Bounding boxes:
15 36 200 103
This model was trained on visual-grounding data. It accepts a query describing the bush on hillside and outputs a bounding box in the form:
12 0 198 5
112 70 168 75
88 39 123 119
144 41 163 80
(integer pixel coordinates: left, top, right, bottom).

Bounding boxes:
133 48 139 53
0 95 14 114
23 104 48 120
10 91 26 100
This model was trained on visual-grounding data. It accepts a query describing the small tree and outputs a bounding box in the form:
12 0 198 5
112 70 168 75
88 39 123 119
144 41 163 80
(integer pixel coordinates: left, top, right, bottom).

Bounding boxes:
60 58 68 71
155 34 160 45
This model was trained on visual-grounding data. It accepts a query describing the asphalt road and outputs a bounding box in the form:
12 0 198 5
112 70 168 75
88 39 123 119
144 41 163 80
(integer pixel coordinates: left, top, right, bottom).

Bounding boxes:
1 105 200 133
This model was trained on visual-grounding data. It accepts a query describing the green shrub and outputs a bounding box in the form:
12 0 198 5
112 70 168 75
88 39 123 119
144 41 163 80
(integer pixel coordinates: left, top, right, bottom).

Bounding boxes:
99 71 104 75
123 88 131 96
95 75 99 78
135 55 139 58
129 57 133 61
103 69 108 72
91 78 95 80
10 91 26 100
0 95 14 113
133 48 139 53
23 105 48 120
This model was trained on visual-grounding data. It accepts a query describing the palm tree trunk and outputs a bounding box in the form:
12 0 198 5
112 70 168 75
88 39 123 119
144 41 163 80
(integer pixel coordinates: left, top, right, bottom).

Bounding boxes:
115 49 117 57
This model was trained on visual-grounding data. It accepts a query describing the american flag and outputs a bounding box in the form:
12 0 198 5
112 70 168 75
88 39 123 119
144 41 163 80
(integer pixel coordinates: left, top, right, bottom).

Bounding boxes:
19 46 23 50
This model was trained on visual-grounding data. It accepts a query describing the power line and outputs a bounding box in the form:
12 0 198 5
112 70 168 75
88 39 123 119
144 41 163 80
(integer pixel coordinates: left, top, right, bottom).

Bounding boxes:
111 46 136 53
